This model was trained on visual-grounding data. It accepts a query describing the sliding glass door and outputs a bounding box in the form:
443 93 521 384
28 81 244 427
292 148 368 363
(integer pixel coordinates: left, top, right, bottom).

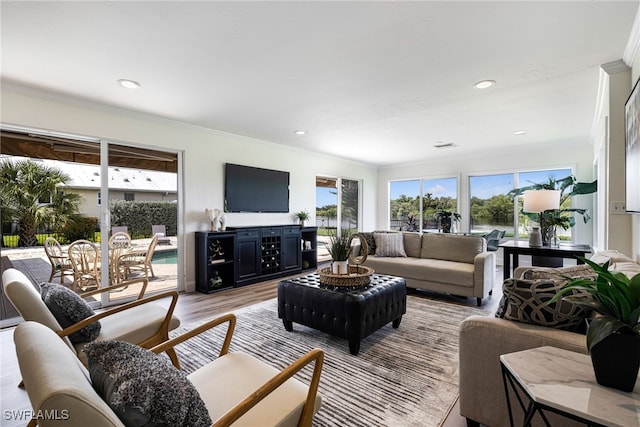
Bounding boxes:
0 126 182 316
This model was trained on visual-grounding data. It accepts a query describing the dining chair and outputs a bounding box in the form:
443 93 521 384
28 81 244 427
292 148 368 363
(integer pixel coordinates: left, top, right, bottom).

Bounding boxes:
108 232 132 285
43 237 74 284
117 234 159 281
68 240 100 292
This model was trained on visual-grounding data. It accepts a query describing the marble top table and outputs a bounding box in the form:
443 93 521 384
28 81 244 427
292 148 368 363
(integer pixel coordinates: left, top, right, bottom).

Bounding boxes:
500 346 640 427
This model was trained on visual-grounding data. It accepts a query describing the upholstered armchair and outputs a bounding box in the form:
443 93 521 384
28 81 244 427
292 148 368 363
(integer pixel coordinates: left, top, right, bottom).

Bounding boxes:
2 268 181 366
14 317 325 427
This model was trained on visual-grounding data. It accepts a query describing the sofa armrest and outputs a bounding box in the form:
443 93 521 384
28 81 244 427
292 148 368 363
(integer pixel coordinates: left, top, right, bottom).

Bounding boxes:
473 251 495 298
459 315 587 427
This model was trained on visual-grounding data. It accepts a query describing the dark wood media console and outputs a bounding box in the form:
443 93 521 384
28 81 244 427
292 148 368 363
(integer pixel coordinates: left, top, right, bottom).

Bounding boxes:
195 225 318 294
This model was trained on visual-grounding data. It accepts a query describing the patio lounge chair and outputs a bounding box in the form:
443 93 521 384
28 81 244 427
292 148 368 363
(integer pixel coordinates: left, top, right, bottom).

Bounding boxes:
152 224 171 245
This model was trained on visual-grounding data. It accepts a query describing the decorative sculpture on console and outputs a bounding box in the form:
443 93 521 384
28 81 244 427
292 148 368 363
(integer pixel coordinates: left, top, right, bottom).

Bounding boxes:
206 208 220 231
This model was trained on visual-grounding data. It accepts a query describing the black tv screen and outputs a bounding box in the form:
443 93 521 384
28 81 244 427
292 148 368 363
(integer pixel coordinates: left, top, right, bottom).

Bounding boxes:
224 163 290 213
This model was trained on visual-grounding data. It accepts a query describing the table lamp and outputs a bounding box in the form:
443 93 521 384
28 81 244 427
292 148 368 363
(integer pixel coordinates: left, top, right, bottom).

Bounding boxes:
523 189 560 246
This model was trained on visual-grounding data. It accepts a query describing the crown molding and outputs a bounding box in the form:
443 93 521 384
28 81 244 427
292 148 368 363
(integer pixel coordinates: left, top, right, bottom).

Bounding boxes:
623 3 640 67
601 59 630 75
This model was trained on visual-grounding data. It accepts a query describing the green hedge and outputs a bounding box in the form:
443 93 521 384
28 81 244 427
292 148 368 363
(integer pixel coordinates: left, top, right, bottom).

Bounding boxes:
110 201 177 239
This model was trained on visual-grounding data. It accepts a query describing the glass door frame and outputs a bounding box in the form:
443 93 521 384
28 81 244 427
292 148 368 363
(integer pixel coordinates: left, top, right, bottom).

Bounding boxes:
98 139 183 308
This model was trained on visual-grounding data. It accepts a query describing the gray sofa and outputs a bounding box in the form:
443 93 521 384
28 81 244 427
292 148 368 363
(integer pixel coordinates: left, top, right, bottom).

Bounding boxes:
458 250 640 427
361 232 496 306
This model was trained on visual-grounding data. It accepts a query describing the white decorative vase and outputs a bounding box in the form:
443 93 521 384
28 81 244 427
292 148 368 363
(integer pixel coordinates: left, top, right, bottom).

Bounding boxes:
332 260 349 275
529 226 542 247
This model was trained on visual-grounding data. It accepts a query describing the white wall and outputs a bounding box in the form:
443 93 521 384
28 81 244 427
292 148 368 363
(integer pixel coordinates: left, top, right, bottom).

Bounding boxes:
377 140 595 244
0 84 378 291
630 29 640 262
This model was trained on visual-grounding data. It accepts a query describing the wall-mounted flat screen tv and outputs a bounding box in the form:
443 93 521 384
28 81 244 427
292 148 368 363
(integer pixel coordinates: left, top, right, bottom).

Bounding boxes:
224 163 290 213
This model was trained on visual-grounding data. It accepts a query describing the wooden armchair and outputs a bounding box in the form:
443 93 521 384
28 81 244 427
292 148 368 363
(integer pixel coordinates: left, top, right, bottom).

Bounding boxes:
117 234 159 281
15 316 324 427
68 239 101 291
2 268 181 367
43 237 74 284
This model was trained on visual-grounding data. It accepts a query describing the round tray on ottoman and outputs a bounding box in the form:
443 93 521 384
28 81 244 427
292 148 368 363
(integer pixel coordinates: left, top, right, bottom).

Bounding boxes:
317 265 374 287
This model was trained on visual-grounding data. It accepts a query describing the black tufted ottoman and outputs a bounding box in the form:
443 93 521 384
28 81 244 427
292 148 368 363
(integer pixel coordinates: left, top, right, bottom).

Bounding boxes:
277 273 407 355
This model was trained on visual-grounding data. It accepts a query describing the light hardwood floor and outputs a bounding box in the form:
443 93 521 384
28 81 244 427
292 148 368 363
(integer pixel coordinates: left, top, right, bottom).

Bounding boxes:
1 268 502 427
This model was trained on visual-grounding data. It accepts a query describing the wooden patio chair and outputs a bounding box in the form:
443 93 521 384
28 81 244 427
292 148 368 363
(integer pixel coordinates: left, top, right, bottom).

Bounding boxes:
68 240 100 292
117 234 159 281
43 237 74 284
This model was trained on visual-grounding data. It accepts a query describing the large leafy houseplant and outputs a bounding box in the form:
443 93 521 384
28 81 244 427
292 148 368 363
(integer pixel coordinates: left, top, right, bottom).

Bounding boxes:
552 258 640 350
433 210 461 233
551 257 640 391
508 175 597 244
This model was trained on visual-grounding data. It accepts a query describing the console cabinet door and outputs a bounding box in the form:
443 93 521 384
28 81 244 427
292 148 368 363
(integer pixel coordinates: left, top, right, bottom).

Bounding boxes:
235 229 260 284
281 226 301 272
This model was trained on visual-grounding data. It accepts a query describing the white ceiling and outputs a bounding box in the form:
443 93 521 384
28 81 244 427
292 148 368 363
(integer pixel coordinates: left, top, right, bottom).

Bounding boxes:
1 1 638 167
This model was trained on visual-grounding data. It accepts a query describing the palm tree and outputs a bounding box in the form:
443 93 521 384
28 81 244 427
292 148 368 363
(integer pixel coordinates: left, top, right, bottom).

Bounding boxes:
0 159 82 247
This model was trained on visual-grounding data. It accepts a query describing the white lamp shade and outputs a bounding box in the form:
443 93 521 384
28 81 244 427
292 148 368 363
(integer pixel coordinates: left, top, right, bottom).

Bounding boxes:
523 190 561 213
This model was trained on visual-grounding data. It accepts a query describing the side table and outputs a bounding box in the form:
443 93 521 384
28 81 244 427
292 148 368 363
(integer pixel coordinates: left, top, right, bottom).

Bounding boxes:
500 346 640 427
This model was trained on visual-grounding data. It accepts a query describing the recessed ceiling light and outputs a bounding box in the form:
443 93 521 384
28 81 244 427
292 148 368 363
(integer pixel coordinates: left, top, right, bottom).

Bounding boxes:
433 141 456 148
294 130 307 135
513 130 527 135
117 79 141 89
473 80 496 89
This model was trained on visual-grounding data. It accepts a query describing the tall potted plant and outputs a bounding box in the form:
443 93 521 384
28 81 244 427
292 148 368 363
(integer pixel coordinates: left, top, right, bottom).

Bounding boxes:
508 175 597 245
433 210 461 233
551 258 640 391
327 229 353 275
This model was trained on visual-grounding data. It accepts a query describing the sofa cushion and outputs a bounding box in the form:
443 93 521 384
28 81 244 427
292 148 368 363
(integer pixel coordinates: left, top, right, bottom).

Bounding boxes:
610 261 640 279
495 278 591 332
402 232 422 258
420 233 485 264
85 340 211 427
589 250 634 265
522 264 596 281
40 282 101 344
364 256 474 287
374 232 407 257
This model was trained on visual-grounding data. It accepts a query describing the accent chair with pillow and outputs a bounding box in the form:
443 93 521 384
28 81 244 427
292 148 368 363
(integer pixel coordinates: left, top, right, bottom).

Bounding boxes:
2 268 181 367
14 316 324 427
458 251 640 427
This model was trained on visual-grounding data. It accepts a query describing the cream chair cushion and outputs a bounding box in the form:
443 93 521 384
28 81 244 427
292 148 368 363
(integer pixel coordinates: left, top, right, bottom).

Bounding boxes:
189 352 322 427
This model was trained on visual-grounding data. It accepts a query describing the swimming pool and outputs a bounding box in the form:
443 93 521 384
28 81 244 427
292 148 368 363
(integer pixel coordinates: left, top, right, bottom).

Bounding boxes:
152 249 177 264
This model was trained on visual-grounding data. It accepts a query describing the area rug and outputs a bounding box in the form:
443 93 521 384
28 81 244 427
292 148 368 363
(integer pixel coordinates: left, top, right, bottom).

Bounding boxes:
171 295 491 427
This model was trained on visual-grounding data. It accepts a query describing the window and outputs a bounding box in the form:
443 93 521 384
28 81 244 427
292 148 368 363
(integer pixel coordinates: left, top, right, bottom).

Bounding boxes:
422 177 457 232
517 169 572 241
389 180 420 231
124 192 135 201
469 173 515 236
389 177 458 232
38 192 52 205
468 168 572 240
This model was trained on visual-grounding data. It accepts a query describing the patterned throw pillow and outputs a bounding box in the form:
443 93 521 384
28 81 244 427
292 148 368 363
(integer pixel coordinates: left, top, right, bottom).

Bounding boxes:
373 232 407 257
358 232 377 255
495 278 591 332
85 340 212 427
41 282 101 344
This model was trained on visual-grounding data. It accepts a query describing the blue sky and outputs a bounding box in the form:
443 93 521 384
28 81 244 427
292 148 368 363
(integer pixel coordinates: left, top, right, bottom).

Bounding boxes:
316 187 337 208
